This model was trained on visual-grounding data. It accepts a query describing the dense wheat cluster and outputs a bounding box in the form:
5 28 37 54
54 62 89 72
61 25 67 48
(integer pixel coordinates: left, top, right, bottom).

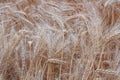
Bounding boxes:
0 0 120 80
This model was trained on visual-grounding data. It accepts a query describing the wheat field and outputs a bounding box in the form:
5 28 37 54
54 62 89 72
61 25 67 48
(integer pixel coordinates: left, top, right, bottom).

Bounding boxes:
0 0 120 80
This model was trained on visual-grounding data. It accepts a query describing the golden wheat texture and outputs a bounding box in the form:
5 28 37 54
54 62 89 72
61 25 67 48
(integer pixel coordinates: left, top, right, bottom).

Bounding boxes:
0 0 120 80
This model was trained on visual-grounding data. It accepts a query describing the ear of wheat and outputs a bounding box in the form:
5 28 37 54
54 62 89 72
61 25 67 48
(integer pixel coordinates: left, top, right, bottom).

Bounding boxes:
0 0 120 80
